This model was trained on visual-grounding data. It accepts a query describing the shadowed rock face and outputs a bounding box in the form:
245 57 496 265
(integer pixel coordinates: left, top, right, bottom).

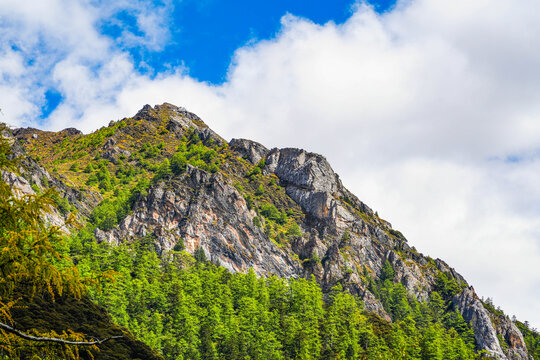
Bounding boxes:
9 104 532 360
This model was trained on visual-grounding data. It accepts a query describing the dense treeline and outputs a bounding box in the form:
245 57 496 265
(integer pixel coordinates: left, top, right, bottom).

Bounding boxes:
516 321 540 359
65 232 484 360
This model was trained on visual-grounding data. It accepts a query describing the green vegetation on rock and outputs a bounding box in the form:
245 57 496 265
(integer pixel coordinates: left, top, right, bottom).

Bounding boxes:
9 104 537 360
64 235 481 360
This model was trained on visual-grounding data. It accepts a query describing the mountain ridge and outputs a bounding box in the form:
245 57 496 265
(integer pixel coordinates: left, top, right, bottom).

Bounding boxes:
6 102 536 359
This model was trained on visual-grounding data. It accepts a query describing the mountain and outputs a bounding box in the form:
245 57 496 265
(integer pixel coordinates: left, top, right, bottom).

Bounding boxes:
5 103 538 359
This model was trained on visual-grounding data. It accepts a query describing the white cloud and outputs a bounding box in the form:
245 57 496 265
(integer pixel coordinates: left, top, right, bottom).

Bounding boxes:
1 0 540 329
0 0 172 127
96 0 174 51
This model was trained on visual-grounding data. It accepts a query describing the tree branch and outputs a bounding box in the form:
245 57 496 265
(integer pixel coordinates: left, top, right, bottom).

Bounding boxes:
0 322 122 345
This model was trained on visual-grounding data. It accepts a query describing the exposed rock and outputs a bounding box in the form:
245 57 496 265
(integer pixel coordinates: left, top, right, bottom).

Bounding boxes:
453 287 508 359
494 314 530 360
5 126 100 219
153 103 226 145
98 165 301 278
265 148 354 228
361 288 392 322
59 127 82 136
102 138 132 164
12 127 46 142
134 104 160 122
229 138 269 165
387 250 432 302
2 170 34 195
435 258 468 284
2 170 66 229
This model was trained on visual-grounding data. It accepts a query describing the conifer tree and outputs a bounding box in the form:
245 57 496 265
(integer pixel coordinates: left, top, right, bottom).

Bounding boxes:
0 125 118 359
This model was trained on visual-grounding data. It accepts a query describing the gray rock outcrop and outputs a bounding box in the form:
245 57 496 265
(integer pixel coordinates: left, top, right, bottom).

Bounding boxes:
453 287 510 359
229 138 269 165
95 165 301 278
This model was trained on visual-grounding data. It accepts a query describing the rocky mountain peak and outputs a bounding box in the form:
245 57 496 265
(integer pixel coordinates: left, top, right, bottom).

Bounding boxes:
5 103 534 360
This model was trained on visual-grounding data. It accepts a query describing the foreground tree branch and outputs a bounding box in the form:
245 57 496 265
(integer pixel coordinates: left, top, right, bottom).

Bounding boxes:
0 322 122 345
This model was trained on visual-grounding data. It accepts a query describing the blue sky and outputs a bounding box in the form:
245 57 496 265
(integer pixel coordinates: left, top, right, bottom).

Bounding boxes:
44 0 396 118
104 0 396 83
1 0 540 330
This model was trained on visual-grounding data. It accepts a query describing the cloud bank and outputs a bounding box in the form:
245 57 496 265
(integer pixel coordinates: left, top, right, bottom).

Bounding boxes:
1 0 539 328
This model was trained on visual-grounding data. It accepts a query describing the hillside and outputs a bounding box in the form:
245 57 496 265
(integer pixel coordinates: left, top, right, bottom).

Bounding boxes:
5 103 539 359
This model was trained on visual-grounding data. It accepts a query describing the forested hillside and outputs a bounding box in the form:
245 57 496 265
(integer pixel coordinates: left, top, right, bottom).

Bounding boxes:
2 103 539 359
65 234 480 359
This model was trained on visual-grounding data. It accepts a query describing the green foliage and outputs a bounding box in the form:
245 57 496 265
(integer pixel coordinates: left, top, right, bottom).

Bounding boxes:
381 260 395 282
173 239 185 252
52 192 72 215
188 128 200 144
90 178 150 231
85 162 116 192
428 291 446 323
260 203 287 225
247 165 261 178
140 142 161 159
443 309 475 345
31 182 41 194
253 216 261 227
245 195 254 210
0 127 104 358
85 173 98 186
12 111 524 360
64 230 482 360
341 195 354 207
435 271 464 300
309 251 321 264
367 262 478 360
255 183 264 196
128 178 151 206
194 246 207 263
516 321 540 358
170 152 187 174
482 297 505 318
153 158 171 182
260 202 280 221
389 229 406 241
286 221 302 238
170 138 220 175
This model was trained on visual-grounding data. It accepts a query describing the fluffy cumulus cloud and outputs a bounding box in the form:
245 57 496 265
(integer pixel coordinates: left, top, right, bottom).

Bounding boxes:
1 0 540 328
0 0 171 128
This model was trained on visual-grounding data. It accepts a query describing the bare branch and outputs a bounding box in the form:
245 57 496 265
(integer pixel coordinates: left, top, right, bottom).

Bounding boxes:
0 322 122 345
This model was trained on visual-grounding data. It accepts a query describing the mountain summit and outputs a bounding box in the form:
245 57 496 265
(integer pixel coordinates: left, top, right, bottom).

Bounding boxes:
7 103 536 359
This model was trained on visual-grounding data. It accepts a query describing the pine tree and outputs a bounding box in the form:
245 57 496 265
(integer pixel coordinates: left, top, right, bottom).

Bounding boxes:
0 125 117 359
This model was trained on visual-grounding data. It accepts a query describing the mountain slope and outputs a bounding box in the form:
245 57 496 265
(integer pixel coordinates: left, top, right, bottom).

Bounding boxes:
10 103 535 359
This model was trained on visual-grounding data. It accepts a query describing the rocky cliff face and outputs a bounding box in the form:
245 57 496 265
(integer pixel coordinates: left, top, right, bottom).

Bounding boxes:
10 103 533 360
3 126 99 229
95 164 301 278
452 287 530 360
